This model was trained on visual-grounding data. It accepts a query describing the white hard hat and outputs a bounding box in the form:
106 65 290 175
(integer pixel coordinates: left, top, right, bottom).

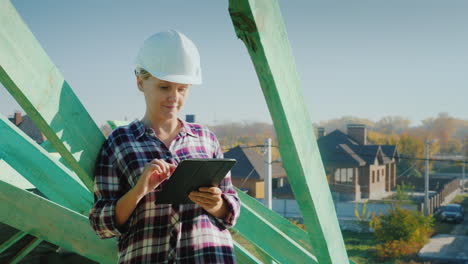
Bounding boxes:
135 30 202 85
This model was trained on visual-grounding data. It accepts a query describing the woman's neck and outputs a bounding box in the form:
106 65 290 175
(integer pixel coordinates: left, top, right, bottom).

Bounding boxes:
140 114 180 138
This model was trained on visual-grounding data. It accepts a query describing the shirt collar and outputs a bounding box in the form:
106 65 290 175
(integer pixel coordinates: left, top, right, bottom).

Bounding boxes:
178 118 198 138
132 118 197 140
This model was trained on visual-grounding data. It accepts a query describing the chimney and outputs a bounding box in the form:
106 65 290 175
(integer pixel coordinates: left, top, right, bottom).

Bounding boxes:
14 111 22 126
317 127 326 139
347 124 367 145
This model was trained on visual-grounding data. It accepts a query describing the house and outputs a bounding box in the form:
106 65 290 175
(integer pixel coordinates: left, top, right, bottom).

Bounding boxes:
224 145 288 198
317 124 399 201
7 110 45 144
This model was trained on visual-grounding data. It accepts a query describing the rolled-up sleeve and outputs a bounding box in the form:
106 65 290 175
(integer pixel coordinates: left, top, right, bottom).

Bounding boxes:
88 140 128 238
213 139 241 229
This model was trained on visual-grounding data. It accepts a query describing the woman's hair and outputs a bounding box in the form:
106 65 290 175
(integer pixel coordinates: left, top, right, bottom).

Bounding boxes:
134 67 152 80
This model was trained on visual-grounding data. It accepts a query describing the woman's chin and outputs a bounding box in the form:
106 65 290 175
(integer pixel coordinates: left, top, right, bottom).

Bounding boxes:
160 112 178 120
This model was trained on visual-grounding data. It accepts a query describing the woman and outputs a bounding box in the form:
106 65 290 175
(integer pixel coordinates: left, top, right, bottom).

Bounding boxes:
88 30 241 264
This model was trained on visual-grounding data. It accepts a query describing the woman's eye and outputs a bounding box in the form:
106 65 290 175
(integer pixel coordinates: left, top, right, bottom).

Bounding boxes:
160 86 169 89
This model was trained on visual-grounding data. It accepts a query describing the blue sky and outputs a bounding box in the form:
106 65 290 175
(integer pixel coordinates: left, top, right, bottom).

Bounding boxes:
1 0 467 127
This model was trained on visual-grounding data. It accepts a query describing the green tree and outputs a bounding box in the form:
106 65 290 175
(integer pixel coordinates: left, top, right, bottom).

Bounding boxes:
370 207 433 258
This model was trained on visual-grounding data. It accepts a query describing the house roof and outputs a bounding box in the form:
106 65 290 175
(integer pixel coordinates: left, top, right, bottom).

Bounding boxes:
224 145 287 180
381 145 399 160
317 129 397 167
8 115 44 144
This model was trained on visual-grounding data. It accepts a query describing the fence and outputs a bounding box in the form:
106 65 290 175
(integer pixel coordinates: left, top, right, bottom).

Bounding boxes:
418 178 461 215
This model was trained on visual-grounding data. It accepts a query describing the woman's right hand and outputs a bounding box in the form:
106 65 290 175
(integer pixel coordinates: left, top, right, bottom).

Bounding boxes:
134 159 176 198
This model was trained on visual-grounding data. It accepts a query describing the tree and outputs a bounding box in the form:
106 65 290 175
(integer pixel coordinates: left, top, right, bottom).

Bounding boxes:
375 116 411 134
370 207 433 258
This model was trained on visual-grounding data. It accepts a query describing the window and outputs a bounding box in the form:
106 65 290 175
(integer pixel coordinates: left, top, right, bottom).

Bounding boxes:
347 168 353 184
377 170 380 182
334 169 340 183
372 171 375 183
334 168 353 185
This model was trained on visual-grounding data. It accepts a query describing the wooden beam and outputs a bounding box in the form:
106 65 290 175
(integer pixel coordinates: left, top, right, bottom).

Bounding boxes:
0 231 27 255
233 240 263 264
0 159 34 190
0 180 118 264
229 1 349 263
233 189 317 263
8 237 43 264
107 120 129 130
0 0 105 191
236 188 314 254
0 114 92 215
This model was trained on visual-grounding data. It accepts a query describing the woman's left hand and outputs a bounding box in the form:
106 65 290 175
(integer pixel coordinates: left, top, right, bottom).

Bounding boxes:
189 187 228 219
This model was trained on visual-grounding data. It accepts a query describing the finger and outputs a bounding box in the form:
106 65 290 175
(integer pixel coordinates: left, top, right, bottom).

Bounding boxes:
153 160 169 175
191 191 218 198
149 164 163 175
150 159 166 172
189 195 217 207
169 164 177 173
190 191 220 202
199 187 222 195
159 160 171 175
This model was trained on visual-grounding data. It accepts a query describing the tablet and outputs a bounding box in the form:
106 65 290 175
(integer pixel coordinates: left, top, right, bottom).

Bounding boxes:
154 158 236 205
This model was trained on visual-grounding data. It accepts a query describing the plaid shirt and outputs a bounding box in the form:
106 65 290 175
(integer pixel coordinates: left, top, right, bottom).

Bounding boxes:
88 119 241 264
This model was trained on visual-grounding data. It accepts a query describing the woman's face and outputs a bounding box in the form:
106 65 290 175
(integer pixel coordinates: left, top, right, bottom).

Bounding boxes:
137 75 190 122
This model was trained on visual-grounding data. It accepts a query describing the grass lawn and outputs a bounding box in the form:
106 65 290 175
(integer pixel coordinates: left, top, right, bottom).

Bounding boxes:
342 230 426 264
450 193 468 209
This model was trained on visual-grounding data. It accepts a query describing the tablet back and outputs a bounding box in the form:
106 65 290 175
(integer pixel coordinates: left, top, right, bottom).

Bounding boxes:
154 159 236 204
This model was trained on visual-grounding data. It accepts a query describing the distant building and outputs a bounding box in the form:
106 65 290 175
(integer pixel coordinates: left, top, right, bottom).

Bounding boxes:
185 114 195 123
8 110 45 144
224 146 288 198
317 124 399 201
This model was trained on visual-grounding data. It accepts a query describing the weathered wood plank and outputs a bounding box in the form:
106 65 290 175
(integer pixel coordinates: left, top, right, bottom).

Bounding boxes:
107 120 130 130
0 159 35 190
236 188 314 254
0 114 92 215
0 0 104 191
0 180 118 264
8 237 43 264
0 231 28 255
232 197 317 263
233 240 263 264
229 1 349 263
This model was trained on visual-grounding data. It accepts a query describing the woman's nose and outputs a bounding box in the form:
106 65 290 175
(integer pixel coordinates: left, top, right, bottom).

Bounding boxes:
168 91 177 102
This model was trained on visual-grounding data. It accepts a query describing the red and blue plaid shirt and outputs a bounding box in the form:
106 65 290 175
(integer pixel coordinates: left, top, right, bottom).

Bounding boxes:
88 119 241 264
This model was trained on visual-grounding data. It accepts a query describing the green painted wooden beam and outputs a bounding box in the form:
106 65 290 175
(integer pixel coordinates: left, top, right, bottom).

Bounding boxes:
0 180 118 264
233 240 263 264
107 120 130 130
233 189 317 263
0 231 28 255
0 159 34 190
8 237 43 264
0 114 92 215
236 188 314 254
0 0 104 191
228 1 349 263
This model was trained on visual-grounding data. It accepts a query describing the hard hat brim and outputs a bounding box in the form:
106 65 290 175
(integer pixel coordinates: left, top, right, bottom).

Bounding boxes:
150 71 202 85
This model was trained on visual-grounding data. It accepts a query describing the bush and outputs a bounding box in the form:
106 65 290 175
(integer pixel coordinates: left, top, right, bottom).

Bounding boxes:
370 206 434 258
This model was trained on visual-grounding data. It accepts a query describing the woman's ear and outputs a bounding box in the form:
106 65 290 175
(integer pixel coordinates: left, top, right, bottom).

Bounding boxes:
137 77 144 92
